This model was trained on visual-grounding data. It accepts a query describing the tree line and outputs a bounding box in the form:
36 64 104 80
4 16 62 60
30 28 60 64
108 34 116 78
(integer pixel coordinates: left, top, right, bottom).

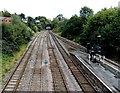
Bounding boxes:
52 7 120 62
1 11 51 56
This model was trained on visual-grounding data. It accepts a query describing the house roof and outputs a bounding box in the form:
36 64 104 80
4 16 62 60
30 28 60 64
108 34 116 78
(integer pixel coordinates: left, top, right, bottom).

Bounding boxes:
0 17 6 20
0 17 11 21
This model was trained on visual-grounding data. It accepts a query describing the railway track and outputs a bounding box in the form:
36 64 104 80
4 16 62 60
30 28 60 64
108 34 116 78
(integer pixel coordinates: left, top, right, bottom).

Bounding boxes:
28 35 43 91
95 54 120 78
1 32 42 92
52 31 119 67
50 31 116 93
50 32 98 92
52 31 120 78
58 34 120 78
20 31 44 91
18 31 52 91
52 31 86 52
2 30 118 92
47 32 68 91
70 54 117 93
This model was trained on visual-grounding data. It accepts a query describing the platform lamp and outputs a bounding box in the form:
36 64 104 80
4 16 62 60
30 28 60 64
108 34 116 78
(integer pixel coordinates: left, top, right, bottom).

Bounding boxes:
96 35 102 62
96 34 101 51
96 35 101 45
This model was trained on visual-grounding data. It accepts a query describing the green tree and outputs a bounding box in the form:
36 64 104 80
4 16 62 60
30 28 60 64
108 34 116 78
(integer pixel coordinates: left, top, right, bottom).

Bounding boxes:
80 6 94 24
2 11 11 17
34 16 51 30
61 15 84 41
81 8 120 58
2 14 33 55
32 26 38 32
80 6 93 18
27 16 35 28
57 14 63 21
0 11 3 16
19 13 26 20
52 18 59 29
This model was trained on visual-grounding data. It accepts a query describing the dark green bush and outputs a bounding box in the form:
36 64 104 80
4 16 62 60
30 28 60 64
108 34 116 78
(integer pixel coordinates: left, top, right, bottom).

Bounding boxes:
2 14 34 56
81 8 120 57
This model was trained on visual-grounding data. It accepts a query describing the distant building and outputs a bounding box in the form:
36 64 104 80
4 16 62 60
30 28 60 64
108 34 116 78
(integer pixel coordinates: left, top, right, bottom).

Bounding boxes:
118 1 120 8
0 17 11 23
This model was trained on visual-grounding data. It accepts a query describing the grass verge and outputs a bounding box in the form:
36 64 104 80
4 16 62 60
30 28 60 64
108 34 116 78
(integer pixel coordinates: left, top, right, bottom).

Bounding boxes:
0 44 27 83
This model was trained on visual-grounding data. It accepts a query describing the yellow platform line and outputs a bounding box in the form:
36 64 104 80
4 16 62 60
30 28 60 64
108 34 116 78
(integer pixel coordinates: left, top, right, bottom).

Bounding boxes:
96 57 120 72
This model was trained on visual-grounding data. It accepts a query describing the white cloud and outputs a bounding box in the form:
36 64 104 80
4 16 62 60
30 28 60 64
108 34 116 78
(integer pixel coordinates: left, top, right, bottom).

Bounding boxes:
0 0 119 19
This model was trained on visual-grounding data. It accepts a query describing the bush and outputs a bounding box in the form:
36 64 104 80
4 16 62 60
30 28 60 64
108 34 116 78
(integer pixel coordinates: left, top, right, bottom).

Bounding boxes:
2 14 34 56
61 15 84 40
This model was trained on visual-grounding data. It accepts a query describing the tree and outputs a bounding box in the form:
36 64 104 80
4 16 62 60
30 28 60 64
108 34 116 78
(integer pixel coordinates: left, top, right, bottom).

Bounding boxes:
19 13 26 20
35 16 39 20
2 11 11 17
61 15 84 41
2 14 33 55
34 16 51 30
32 26 38 32
56 14 63 21
81 8 120 58
27 16 35 28
0 11 3 16
52 18 59 29
80 6 93 18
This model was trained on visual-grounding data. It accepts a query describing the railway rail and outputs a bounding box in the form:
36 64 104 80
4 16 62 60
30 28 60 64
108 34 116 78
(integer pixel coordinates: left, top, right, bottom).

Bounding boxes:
70 53 118 93
50 31 117 93
50 32 97 92
2 30 119 92
29 34 43 91
2 31 69 92
52 31 86 52
1 32 41 92
52 31 119 65
96 54 120 78
19 31 44 91
47 33 68 91
51 31 120 77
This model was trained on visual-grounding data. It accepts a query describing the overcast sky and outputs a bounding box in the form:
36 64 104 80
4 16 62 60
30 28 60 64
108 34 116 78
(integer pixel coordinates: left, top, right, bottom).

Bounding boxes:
0 0 119 20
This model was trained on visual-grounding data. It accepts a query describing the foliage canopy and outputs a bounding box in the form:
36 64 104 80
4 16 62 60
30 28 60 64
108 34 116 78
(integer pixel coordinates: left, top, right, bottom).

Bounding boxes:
2 14 34 55
54 7 120 61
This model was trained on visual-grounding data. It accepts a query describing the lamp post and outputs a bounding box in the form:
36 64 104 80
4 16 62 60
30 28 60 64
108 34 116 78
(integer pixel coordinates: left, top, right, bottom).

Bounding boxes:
87 34 102 63
95 35 101 54
92 34 101 63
